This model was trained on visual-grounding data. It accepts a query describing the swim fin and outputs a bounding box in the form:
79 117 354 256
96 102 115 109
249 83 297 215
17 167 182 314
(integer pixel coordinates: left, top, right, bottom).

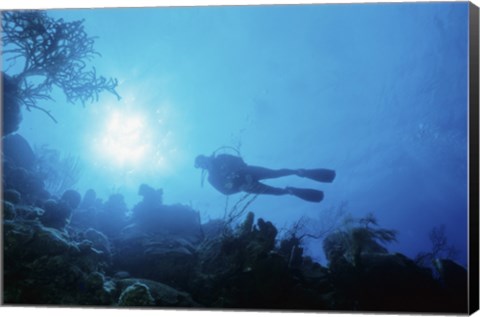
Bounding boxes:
298 169 336 183
286 187 324 203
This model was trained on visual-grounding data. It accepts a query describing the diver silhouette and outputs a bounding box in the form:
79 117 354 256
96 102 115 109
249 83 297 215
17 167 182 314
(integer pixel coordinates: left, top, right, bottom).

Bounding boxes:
194 153 335 202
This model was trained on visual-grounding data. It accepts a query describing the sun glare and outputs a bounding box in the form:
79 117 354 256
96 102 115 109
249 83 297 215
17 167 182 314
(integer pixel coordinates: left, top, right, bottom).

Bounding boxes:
90 93 182 180
96 111 151 168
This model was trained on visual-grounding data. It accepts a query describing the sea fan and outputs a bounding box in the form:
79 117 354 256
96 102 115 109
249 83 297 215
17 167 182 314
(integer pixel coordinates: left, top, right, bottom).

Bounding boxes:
34 145 82 196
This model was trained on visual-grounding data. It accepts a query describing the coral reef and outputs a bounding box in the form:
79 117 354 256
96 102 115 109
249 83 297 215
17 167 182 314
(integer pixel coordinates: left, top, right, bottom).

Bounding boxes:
116 279 199 307
113 188 203 289
117 282 156 306
320 214 466 312
1 140 468 312
3 189 21 205
3 218 112 304
3 201 16 220
96 194 128 238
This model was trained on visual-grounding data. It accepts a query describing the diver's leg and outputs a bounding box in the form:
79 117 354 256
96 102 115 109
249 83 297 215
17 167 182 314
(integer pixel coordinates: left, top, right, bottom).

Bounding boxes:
246 166 297 180
243 182 324 202
243 181 288 196
245 165 336 183
297 168 336 183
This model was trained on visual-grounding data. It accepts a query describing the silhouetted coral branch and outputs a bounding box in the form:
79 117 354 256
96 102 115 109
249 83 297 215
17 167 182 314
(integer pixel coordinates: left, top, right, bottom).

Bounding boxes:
323 212 397 267
415 225 459 267
223 193 259 233
2 10 120 122
26 104 58 123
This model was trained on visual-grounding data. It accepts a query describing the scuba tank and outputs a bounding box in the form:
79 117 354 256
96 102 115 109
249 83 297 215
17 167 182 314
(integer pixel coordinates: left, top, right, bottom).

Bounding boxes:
211 146 242 157
200 146 242 187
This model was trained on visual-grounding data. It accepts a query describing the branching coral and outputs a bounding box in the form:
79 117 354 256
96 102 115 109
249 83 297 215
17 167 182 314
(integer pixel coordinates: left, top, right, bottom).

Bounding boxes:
222 193 259 234
277 202 348 263
415 225 459 267
323 212 397 267
2 10 120 124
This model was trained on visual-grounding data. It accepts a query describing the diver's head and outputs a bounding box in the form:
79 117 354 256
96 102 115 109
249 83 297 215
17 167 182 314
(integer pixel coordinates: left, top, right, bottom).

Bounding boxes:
194 155 211 169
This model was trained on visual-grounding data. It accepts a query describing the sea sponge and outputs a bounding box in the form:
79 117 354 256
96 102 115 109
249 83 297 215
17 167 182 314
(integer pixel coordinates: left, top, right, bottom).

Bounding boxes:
3 201 16 220
86 271 105 291
3 189 21 204
40 199 73 229
118 282 155 306
61 189 82 209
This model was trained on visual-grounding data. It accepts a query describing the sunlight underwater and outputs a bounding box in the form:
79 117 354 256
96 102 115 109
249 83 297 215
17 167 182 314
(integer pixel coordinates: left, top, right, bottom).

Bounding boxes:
1 3 470 313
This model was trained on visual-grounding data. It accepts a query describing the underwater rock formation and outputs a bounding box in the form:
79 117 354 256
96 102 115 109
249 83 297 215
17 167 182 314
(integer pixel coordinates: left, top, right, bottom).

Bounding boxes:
321 215 466 312
114 222 199 288
192 212 328 309
80 189 98 209
3 164 49 205
2 133 35 170
71 189 101 229
109 185 203 288
1 73 22 136
40 198 74 230
433 259 468 311
96 193 128 238
132 184 203 242
116 278 199 307
3 201 16 220
137 183 163 207
37 190 81 230
61 189 82 210
117 282 156 306
3 189 21 205
1 156 468 311
330 252 443 311
3 217 113 305
83 228 111 258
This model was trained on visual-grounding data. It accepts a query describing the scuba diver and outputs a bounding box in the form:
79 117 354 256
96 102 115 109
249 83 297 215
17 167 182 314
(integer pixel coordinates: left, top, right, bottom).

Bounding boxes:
194 152 335 203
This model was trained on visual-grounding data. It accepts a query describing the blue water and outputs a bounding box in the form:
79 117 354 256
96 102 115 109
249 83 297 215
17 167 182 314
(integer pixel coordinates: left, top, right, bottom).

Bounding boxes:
15 3 469 265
